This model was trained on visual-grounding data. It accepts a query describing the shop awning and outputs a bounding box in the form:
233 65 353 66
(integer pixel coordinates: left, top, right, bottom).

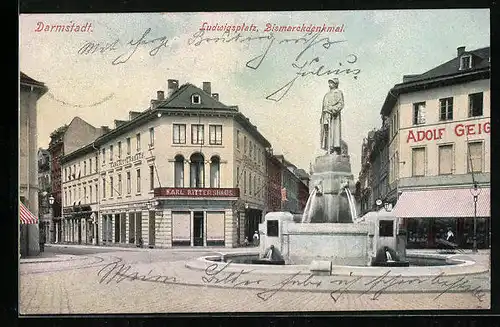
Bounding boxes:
20 201 38 224
393 187 490 218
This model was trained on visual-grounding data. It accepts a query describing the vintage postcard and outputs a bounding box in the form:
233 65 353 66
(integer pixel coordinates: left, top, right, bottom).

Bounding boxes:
19 10 490 314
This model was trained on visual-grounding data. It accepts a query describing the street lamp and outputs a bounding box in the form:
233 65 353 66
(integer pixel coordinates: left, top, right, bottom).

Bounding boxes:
48 195 55 205
470 182 481 253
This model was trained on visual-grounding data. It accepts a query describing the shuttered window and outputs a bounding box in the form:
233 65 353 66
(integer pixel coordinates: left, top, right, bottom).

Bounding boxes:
206 212 225 241
467 142 483 173
172 212 191 241
412 147 426 176
439 144 453 175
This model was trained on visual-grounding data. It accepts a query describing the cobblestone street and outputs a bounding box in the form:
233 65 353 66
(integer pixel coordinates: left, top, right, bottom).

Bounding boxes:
19 245 490 314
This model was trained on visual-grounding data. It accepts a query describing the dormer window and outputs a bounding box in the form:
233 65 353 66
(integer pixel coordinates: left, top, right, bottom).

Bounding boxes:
459 55 472 70
191 94 201 104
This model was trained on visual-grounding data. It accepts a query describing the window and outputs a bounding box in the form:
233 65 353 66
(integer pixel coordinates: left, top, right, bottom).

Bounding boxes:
136 169 141 193
412 102 426 125
439 97 453 121
190 153 205 187
412 147 426 177
438 144 453 175
191 125 204 145
243 171 247 194
191 94 201 104
469 93 483 117
110 176 114 197
209 125 222 145
95 156 98 172
236 166 240 186
267 220 279 237
102 148 106 164
249 172 252 195
244 136 248 154
84 187 87 203
89 159 92 174
149 165 154 190
210 156 220 188
149 127 155 147
118 174 122 195
65 168 68 181
126 137 131 155
253 143 256 161
64 191 67 206
174 155 185 187
89 186 92 203
126 171 131 194
136 133 141 152
460 55 472 70
118 141 122 159
467 142 483 173
95 183 98 202
173 124 186 144
84 161 87 176
236 130 241 149
102 177 106 198
110 145 114 162
253 175 257 195
249 141 253 158
379 220 394 237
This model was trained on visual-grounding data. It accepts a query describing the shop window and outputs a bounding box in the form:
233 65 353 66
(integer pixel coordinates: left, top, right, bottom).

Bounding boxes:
174 155 185 187
379 220 394 237
438 144 453 175
190 153 205 188
210 156 220 188
267 220 279 237
468 92 483 117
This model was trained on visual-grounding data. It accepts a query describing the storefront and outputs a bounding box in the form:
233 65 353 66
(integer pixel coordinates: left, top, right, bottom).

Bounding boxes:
62 205 97 245
154 187 240 247
393 187 490 249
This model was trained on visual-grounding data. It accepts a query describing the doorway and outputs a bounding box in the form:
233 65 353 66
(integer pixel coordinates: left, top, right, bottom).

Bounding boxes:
149 211 155 247
193 211 204 246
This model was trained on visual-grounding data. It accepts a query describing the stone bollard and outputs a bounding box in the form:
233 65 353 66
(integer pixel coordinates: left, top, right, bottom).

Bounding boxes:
309 260 332 276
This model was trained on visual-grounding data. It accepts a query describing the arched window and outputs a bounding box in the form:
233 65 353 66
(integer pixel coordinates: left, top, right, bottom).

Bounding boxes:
210 156 220 188
190 153 205 188
174 155 185 187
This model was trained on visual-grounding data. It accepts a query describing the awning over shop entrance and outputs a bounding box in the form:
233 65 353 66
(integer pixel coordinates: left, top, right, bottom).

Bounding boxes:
393 187 490 218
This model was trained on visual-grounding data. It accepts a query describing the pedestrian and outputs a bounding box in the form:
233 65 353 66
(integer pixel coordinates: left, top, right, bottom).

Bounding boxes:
39 229 46 253
253 230 260 246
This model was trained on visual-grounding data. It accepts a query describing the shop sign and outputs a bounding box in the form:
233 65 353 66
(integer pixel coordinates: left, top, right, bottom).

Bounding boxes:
406 121 490 143
154 187 240 198
110 152 144 169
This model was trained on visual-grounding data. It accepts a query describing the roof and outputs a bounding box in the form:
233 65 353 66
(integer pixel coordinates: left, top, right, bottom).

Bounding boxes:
157 83 231 110
393 187 490 218
20 72 48 95
380 46 490 116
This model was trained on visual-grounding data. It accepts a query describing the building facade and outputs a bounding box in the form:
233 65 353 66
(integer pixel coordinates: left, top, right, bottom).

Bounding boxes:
37 148 52 243
60 80 271 248
381 46 491 249
20 72 48 257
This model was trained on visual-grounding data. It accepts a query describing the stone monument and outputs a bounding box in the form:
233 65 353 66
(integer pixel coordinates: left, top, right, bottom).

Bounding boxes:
302 78 357 224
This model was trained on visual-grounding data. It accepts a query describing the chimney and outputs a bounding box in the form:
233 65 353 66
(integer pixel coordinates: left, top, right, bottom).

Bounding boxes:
129 111 141 120
457 46 466 57
212 93 219 101
101 126 110 134
157 90 165 100
150 100 158 109
202 82 211 95
167 79 179 98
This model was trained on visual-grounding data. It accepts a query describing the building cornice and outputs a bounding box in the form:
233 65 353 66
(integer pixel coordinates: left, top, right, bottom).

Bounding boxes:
380 68 490 116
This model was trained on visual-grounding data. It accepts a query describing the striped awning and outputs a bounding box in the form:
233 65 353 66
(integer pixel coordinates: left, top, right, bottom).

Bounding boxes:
20 201 38 224
393 187 490 218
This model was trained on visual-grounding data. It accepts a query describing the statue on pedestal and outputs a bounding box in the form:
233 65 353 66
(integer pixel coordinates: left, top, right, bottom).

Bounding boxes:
320 78 344 155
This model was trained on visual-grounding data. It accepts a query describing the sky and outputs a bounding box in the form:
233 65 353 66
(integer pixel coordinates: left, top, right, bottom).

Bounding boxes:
19 10 490 178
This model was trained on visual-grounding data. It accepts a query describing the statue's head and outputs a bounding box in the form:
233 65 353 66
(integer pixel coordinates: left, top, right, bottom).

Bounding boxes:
328 78 339 89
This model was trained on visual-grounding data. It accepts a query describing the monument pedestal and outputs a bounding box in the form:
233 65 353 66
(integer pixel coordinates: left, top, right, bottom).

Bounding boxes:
305 152 357 223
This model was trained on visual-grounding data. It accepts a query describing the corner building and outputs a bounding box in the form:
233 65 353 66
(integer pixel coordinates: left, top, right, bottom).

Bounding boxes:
381 46 490 249
60 80 270 248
